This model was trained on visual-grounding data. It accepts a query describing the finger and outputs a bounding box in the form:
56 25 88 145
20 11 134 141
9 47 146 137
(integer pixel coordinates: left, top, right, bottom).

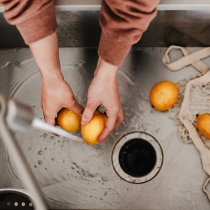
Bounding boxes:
66 97 84 116
114 109 124 129
43 112 56 126
98 116 117 143
81 100 99 125
43 112 60 136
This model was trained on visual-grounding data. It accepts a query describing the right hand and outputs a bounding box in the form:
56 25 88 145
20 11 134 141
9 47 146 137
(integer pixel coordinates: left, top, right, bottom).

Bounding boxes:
41 76 84 126
82 57 124 143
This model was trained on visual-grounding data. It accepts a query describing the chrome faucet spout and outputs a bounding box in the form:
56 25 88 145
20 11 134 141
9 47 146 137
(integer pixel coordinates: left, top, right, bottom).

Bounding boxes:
0 94 48 210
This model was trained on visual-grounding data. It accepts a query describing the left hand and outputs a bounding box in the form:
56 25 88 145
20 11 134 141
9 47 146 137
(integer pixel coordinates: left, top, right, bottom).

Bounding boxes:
81 57 124 143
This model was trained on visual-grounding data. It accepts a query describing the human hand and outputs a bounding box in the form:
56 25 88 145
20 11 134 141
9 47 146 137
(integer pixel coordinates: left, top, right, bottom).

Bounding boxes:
81 57 124 143
41 76 84 126
28 32 84 125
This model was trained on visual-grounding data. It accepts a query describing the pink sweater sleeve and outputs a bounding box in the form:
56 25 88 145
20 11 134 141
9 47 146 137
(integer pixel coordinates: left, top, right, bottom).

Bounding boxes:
98 0 160 66
0 0 57 44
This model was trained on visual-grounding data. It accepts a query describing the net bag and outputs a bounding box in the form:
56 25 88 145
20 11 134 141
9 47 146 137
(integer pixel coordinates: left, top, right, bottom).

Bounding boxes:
162 45 210 200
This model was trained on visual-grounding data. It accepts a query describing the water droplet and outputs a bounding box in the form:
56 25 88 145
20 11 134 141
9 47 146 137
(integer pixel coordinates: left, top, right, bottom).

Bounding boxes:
28 147 32 151
51 158 54 161
38 160 42 165
51 136 55 140
38 150 42 155
43 133 48 138
34 165 37 168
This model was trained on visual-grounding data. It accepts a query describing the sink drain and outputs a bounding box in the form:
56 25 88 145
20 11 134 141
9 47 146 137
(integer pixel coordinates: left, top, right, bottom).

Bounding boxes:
112 132 163 184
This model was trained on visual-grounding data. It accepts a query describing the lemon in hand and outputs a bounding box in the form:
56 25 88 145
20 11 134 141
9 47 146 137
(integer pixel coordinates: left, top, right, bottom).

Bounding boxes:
150 81 179 111
57 108 81 132
81 111 107 145
196 113 210 139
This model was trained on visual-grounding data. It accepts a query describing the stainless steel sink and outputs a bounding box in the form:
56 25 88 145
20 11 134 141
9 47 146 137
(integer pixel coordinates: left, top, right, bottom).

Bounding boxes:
1 8 210 210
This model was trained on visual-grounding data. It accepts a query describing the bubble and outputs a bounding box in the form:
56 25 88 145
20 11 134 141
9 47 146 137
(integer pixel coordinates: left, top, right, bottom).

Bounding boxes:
38 160 42 165
38 150 42 155
43 133 48 138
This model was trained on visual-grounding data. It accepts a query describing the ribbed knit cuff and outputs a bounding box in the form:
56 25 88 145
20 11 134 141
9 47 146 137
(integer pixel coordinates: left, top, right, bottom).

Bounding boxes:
16 4 57 44
98 31 132 67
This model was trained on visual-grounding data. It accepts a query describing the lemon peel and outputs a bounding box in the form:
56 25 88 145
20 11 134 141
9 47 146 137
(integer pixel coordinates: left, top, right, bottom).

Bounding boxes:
150 81 179 111
81 111 107 145
57 108 81 132
196 113 210 139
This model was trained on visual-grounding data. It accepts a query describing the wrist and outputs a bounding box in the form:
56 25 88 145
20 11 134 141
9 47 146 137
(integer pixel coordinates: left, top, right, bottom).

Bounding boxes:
97 57 118 69
95 57 118 79
41 69 64 86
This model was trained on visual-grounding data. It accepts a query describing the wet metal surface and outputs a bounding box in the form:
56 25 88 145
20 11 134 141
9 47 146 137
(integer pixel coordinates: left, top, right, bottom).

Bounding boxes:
0 47 210 209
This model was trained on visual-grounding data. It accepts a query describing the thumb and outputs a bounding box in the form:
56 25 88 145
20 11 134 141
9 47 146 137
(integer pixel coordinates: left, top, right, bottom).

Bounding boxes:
82 101 98 125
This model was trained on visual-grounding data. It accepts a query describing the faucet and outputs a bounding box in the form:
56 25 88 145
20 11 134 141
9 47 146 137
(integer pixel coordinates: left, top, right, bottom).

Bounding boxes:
0 94 48 210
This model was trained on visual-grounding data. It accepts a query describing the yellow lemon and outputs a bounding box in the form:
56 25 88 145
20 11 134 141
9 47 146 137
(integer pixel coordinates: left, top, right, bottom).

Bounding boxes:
57 108 81 132
196 113 210 139
81 111 107 145
150 81 179 111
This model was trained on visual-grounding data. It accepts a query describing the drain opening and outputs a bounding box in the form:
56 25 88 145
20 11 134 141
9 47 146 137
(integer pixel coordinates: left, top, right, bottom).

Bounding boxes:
112 132 163 184
119 138 156 177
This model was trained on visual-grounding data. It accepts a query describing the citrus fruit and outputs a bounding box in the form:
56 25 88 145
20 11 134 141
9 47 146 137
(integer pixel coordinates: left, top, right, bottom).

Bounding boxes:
57 108 81 132
196 113 210 139
81 111 107 145
149 81 179 111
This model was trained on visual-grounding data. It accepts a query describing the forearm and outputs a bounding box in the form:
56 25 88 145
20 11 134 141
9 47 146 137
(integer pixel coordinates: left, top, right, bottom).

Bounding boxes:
29 32 63 83
99 0 160 66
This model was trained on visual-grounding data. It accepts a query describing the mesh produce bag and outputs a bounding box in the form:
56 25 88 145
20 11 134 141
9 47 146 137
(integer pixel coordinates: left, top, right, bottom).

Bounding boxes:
162 45 210 200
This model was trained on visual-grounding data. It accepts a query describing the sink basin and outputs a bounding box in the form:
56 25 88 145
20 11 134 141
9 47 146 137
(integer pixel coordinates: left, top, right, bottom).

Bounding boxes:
0 47 210 209
0 7 210 210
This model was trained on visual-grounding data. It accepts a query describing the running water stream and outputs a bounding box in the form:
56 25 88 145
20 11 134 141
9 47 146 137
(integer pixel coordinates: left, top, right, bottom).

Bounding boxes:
32 118 84 143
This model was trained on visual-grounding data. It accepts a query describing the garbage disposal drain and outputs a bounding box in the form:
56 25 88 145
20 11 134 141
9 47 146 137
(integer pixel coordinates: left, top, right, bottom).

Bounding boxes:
112 132 163 184
119 138 157 177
